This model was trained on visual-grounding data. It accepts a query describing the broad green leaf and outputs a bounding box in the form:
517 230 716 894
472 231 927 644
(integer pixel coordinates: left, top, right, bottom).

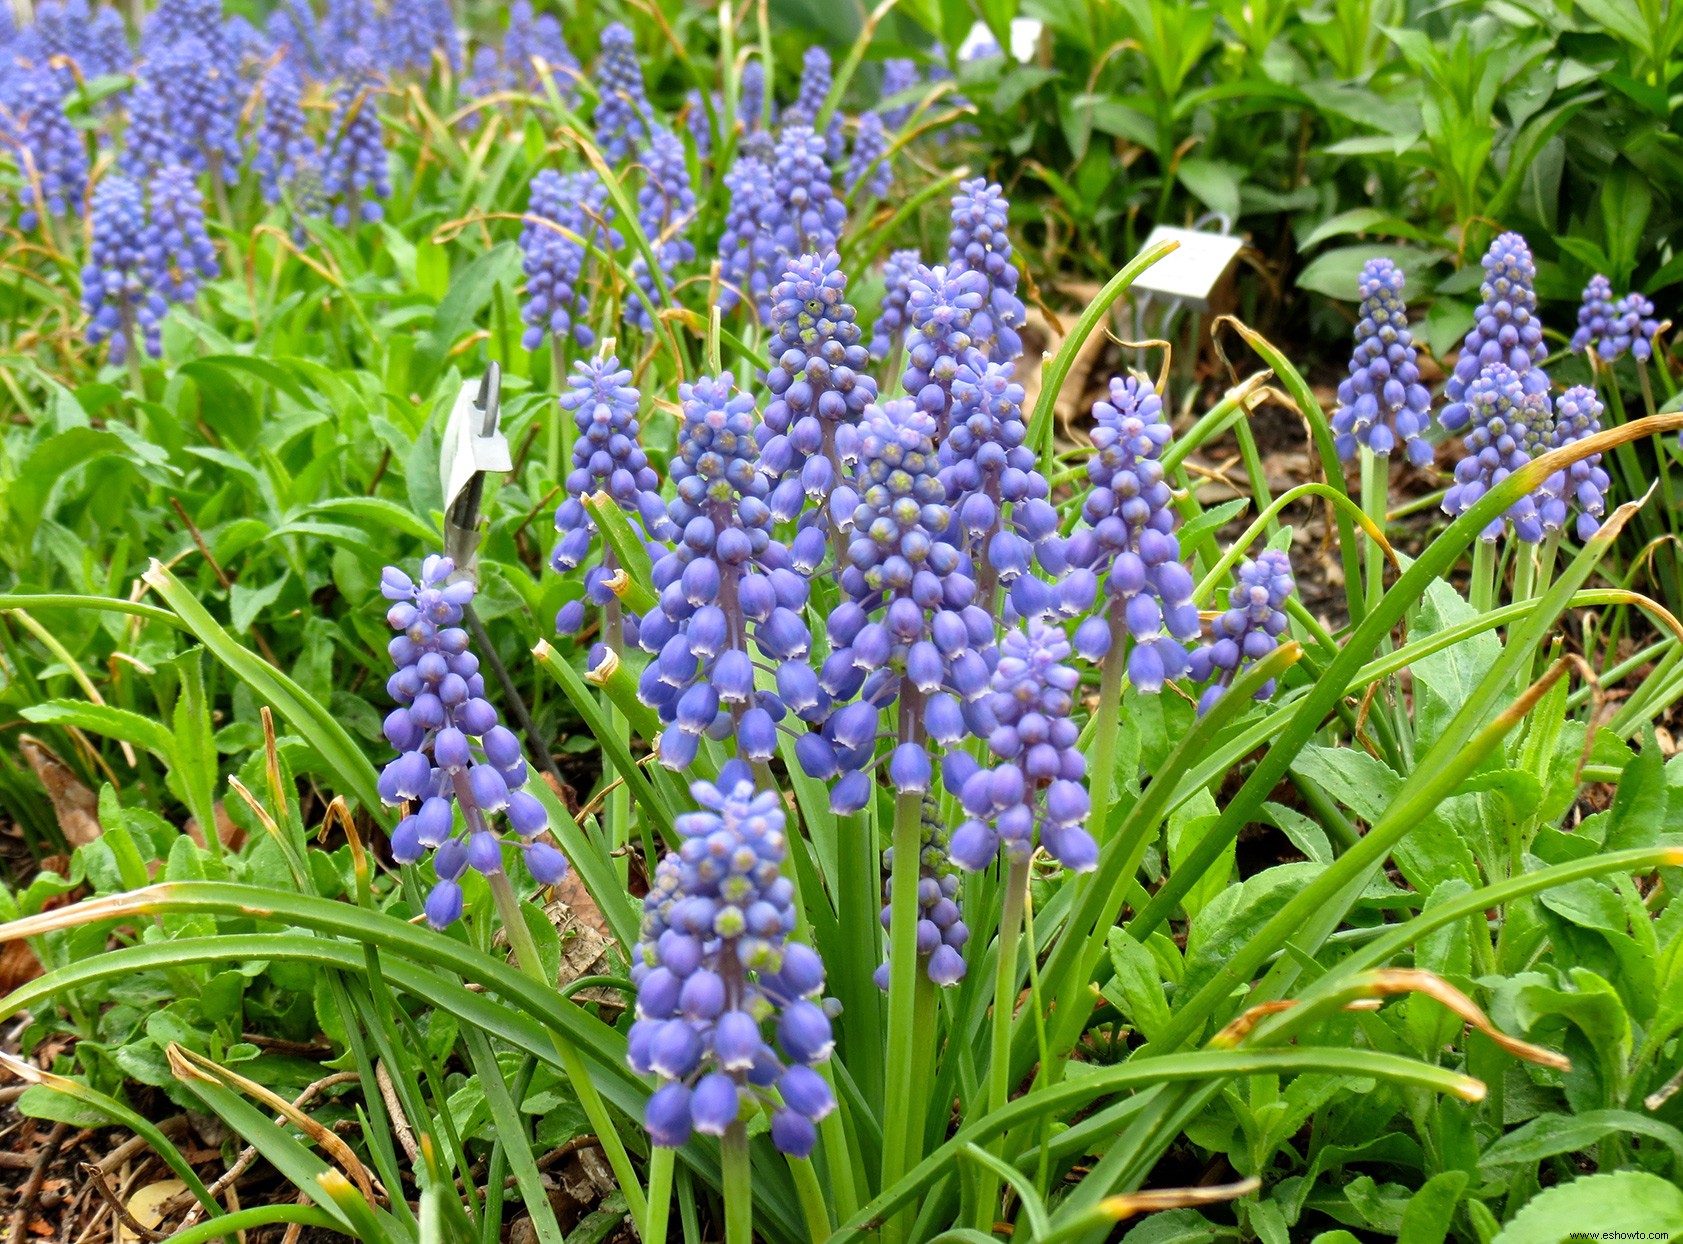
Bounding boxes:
1493 1171 1683 1243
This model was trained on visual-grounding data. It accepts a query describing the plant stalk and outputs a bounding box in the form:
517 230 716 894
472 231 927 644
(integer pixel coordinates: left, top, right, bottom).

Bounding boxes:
972 857 1030 1232
721 1122 753 1244
1086 611 1131 845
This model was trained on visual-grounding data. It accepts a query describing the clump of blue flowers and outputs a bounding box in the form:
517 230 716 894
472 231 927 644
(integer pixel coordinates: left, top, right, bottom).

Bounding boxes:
627 130 696 333
1443 362 1554 543
380 557 566 930
145 165 218 304
1187 550 1295 713
593 22 650 163
519 169 616 351
902 263 989 430
846 112 892 199
1442 232 1547 434
252 61 319 204
324 48 391 226
869 248 919 362
948 179 1025 363
1331 258 1433 466
629 763 835 1157
81 176 168 364
1542 385 1611 541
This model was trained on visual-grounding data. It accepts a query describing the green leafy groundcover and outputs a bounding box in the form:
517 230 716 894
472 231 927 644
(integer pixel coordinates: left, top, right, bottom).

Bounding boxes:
2 2 1683 1243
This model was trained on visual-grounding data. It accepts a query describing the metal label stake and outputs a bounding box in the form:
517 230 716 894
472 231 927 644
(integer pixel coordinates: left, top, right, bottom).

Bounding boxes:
440 362 513 582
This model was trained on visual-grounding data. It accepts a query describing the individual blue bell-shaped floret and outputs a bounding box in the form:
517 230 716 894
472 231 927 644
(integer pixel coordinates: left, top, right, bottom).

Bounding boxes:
846 112 892 199
252 61 319 204
868 248 919 362
379 556 567 929
628 764 835 1155
716 153 779 319
1441 232 1547 433
323 48 392 226
638 372 813 768
948 179 1025 363
879 57 919 128
1186 550 1294 714
145 165 218 304
4 67 87 233
552 356 674 647
940 353 1060 597
627 130 697 332
768 124 846 285
949 620 1094 871
519 169 618 351
1614 292 1661 365
874 795 968 989
782 44 845 160
755 252 879 506
504 0 580 98
901 262 989 432
81 176 168 364
1540 385 1611 541
1057 375 1200 691
1441 362 1555 543
593 22 651 163
1331 258 1433 466
1570 274 1618 360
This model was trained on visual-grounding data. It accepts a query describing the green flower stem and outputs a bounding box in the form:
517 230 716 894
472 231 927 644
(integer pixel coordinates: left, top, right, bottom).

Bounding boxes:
551 334 573 479
1359 448 1387 614
880 783 928 1237
1470 538 1496 614
644 1147 674 1244
787 1152 833 1243
606 586 632 883
972 857 1030 1232
1085 613 1130 847
486 871 649 1234
722 1122 753 1244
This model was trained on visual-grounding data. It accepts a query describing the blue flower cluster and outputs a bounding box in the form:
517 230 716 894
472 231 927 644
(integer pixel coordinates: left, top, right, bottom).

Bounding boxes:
145 165 218 304
81 176 168 363
629 764 835 1156
846 112 892 199
6 67 86 233
876 796 968 987
154 35 245 180
503 0 579 97
1060 376 1199 691
756 252 879 506
639 372 815 769
769 124 847 280
379 557 566 930
1187 550 1294 713
879 58 919 128
519 169 616 351
1542 385 1611 541
716 153 778 318
949 620 1094 871
1443 362 1554 543
381 0 458 75
869 248 919 362
901 264 988 430
252 62 319 203
552 356 672 646
593 22 650 163
1331 257 1433 466
1573 274 1662 365
1442 233 1547 434
323 48 391 225
627 130 696 333
782 45 844 160
948 180 1025 362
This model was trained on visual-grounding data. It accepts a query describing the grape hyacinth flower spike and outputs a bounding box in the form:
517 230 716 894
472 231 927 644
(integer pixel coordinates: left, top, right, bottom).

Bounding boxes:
81 176 168 366
1059 375 1200 691
145 165 218 305
637 372 815 770
874 795 969 988
1442 362 1554 543
783 44 844 160
715 151 777 319
1614 291 1661 365
948 179 1026 363
1331 257 1433 466
879 57 919 129
1186 550 1295 714
1571 274 1619 360
252 60 319 204
1441 232 1547 433
1541 385 1611 541
756 251 878 515
519 170 617 352
379 557 567 930
628 763 836 1156
552 355 674 650
901 262 989 434
846 112 892 199
627 130 696 333
869 248 919 363
949 619 1094 872
768 125 847 281
6 67 88 234
593 22 650 163
324 48 392 226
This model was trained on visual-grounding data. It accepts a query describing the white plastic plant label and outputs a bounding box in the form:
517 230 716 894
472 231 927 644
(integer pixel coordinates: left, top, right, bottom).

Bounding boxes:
1132 226 1246 310
439 373 512 516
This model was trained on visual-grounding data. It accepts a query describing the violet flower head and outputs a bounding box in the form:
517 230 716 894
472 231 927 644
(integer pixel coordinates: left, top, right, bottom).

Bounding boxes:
1570 274 1618 359
380 557 566 931
740 59 766 131
145 164 218 304
6 67 87 232
252 60 319 204
901 262 989 432
1442 232 1547 433
519 168 617 351
552 356 673 644
265 1 324 74
149 35 244 179
1442 362 1554 543
323 48 392 225
756 251 878 508
141 0 222 57
460 44 510 124
1541 385 1610 541
948 179 1025 363
846 112 892 199
869 248 919 362
81 175 167 364
769 124 847 280
593 22 650 163
949 619 1093 871
797 398 991 814
879 57 918 128
504 0 580 99
1187 549 1294 714
1614 292 1661 364
1331 257 1433 466
627 130 697 333
1060 376 1199 692
684 89 714 158
875 795 968 989
940 355 1060 604
320 0 376 74
629 763 835 1156
783 45 844 160
381 0 459 75
716 152 777 318
639 372 814 769
120 76 174 181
